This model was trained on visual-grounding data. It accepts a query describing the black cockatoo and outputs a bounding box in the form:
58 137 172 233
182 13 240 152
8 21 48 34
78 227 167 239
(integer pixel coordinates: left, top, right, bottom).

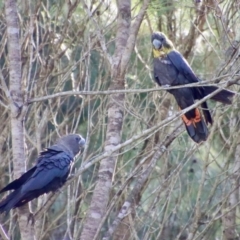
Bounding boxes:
152 32 234 143
0 134 85 213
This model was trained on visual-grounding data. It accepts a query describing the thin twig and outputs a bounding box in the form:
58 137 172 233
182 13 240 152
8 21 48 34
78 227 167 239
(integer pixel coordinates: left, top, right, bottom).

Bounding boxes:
28 75 239 103
34 80 237 220
103 124 183 240
0 225 9 240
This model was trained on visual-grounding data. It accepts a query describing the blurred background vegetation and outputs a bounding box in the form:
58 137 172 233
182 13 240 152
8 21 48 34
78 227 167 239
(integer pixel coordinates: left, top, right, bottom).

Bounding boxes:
0 0 240 239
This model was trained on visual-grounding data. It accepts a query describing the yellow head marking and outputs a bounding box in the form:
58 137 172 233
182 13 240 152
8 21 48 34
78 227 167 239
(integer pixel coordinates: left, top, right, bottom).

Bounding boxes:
152 47 173 58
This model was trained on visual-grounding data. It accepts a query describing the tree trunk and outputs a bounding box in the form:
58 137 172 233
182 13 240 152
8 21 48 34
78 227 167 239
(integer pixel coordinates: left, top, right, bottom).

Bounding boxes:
5 0 34 239
79 1 131 239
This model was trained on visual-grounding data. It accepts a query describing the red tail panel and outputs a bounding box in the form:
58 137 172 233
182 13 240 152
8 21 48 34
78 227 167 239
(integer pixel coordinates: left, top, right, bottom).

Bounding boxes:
181 109 208 143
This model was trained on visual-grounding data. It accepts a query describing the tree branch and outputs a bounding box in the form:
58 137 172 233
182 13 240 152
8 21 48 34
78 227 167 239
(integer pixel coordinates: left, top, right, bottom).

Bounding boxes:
28 75 239 103
103 124 183 239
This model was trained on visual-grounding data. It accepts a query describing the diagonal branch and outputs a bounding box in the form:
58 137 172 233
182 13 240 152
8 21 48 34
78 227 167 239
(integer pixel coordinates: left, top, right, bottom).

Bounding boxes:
103 124 183 239
120 0 151 75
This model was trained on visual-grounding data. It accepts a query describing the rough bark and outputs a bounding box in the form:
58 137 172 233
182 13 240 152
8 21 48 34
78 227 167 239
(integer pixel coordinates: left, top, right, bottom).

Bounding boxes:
80 0 152 238
79 1 131 239
5 0 34 239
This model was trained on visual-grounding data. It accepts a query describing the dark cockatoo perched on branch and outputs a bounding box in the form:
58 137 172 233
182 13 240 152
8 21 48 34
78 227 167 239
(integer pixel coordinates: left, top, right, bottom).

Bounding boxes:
0 134 85 213
151 31 234 143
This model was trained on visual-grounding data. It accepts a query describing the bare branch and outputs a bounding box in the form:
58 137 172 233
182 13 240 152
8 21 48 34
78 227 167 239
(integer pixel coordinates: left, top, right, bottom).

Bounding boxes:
28 75 239 103
103 124 182 240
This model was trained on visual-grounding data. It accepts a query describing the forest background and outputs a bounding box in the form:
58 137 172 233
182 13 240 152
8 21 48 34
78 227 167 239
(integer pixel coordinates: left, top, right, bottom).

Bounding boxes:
0 0 240 239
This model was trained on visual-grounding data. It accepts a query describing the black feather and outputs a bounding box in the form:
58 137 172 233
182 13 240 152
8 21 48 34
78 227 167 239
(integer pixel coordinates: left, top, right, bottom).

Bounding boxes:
151 32 234 143
0 134 84 213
